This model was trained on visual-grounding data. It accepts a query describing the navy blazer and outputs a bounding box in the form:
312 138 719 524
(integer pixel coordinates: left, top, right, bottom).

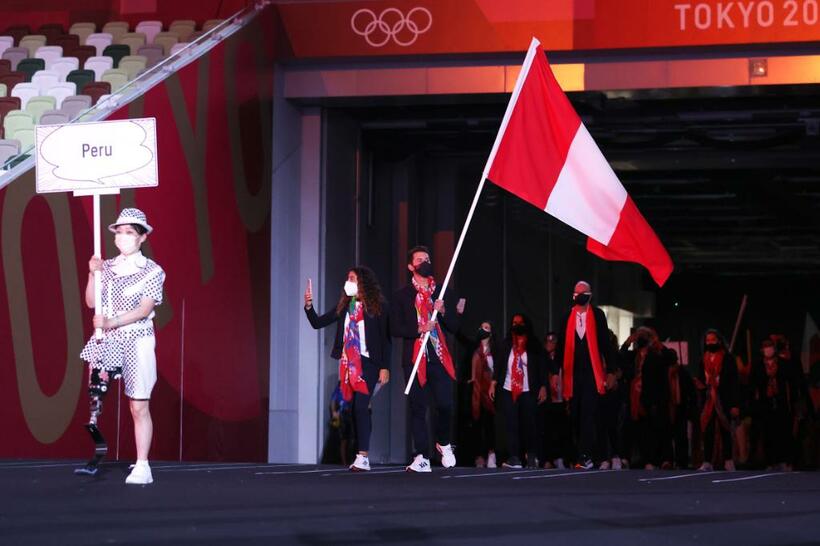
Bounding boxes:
304 302 390 370
389 283 460 369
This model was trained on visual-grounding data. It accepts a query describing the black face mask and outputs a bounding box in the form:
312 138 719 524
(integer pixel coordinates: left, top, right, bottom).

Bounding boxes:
414 261 433 278
477 328 491 341
511 324 526 336
573 293 591 306
705 343 721 353
635 337 649 349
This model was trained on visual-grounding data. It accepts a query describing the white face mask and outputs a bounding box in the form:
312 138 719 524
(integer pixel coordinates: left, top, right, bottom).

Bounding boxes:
115 232 141 255
344 280 358 297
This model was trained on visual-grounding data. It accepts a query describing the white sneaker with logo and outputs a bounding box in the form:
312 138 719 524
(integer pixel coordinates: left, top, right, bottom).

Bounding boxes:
125 461 153 485
599 460 611 470
437 443 456 468
406 454 432 473
698 462 713 472
350 454 370 472
555 458 566 470
612 457 623 471
487 452 497 469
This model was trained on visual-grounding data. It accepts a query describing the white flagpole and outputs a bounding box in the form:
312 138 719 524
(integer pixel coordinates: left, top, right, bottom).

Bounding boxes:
93 194 103 340
404 37 542 395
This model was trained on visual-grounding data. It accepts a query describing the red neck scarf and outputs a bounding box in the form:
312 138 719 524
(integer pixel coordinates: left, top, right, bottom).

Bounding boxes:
471 344 495 419
510 334 527 402
765 357 779 398
700 350 726 431
411 276 455 386
339 301 369 402
562 306 606 398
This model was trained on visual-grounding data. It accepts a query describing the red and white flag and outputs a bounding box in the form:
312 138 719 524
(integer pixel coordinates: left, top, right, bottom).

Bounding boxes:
484 38 673 286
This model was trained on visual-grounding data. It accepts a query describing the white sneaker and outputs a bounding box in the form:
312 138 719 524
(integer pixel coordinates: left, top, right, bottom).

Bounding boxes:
612 457 623 471
125 461 153 485
487 452 497 469
554 458 566 470
599 460 611 470
437 443 456 468
350 454 370 472
698 462 713 472
406 454 432 473
724 460 736 472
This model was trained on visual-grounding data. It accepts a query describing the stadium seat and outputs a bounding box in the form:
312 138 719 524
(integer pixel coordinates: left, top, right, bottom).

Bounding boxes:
152 32 178 56
0 58 9 75
31 70 60 93
13 128 34 151
2 47 28 70
119 32 146 55
60 95 91 118
169 20 196 42
169 43 187 56
86 32 113 56
102 22 129 44
101 68 128 92
16 58 45 81
68 22 96 45
0 83 5 98
135 21 163 45
0 96 21 121
0 72 25 91
0 138 20 167
34 45 64 69
45 81 76 107
55 33 80 53
10 82 39 108
67 45 96 67
37 24 65 45
81 81 111 105
65 69 94 92
84 56 113 81
25 95 56 122
119 55 146 80
38 109 69 125
0 36 14 57
3 110 34 141
137 45 164 67
3 26 30 46
19 35 47 57
203 19 224 32
102 44 129 67
51 57 79 82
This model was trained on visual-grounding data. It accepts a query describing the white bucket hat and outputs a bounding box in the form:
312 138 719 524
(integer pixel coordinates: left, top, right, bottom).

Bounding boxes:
108 208 153 234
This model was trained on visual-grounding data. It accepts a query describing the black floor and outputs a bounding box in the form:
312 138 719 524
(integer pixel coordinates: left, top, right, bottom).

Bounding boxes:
1 460 818 545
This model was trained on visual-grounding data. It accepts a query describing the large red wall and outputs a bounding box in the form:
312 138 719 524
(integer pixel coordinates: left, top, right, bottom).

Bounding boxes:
0 7 274 462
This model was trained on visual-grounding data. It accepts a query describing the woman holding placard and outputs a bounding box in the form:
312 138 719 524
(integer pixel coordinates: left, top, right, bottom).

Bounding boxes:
80 208 165 485
303 267 390 471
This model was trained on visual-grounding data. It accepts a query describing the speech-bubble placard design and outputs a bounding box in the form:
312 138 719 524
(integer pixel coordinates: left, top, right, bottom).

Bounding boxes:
35 118 158 194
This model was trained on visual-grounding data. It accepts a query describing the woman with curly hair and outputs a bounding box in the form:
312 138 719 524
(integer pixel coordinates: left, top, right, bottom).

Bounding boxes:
304 266 390 471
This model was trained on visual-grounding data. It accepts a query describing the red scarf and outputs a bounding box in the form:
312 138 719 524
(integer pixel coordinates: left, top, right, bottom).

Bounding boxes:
338 301 369 402
510 334 527 402
471 345 495 420
700 350 726 431
629 352 645 421
411 277 455 386
764 358 779 398
562 306 606 398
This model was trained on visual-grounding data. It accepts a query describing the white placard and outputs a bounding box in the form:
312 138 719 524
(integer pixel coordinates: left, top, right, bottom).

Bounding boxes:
35 117 158 194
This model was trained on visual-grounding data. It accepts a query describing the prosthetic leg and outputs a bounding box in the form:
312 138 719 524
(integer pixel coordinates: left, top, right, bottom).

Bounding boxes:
74 367 121 476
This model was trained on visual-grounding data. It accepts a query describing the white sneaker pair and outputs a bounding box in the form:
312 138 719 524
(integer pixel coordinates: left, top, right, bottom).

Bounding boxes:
125 460 153 485
350 454 370 472
554 458 566 470
487 452 497 469
612 457 623 471
406 454 431 473
599 460 611 470
698 462 714 472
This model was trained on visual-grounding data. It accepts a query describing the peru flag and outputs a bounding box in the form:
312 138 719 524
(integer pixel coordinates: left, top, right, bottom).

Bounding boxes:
484 38 673 286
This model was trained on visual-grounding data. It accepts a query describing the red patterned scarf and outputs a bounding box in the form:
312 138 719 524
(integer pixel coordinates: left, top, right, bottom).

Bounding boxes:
471 345 495 420
510 334 527 402
339 300 369 402
412 276 455 386
700 350 726 431
562 307 606 398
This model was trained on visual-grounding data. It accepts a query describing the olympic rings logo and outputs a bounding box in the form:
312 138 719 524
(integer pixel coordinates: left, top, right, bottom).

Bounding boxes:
350 7 433 48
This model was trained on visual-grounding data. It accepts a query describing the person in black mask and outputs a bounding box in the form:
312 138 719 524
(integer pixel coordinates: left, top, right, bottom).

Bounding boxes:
490 313 547 468
390 245 465 472
753 338 797 471
696 329 739 471
559 281 616 470
469 321 497 468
